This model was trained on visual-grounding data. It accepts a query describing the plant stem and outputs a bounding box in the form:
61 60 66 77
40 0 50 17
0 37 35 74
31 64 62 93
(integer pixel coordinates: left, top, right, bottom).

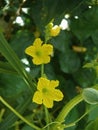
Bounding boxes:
41 64 44 77
41 64 50 129
51 94 83 130
41 64 50 130
44 107 50 130
56 94 83 122
0 96 41 130
0 108 5 122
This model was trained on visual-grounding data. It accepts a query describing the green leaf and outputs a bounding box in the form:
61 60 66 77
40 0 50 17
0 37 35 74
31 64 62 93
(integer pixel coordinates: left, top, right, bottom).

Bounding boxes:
70 6 98 41
83 63 94 68
10 30 34 59
0 74 27 99
44 64 56 79
85 118 98 130
29 0 83 31
22 125 35 130
0 61 18 75
0 95 32 130
88 105 98 121
59 51 80 73
64 108 78 130
92 30 98 47
51 31 71 53
51 94 83 130
0 32 35 92
73 69 96 88
82 88 98 104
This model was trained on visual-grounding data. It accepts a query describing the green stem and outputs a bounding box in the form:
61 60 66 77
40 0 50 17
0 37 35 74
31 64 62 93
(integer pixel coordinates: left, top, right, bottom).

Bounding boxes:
56 94 83 122
63 104 98 129
0 96 41 130
41 64 50 129
62 111 88 129
44 107 50 130
0 108 5 122
41 64 44 77
51 94 83 130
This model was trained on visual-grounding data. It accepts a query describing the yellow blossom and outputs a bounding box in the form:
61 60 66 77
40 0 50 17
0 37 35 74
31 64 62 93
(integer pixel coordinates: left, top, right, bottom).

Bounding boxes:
33 77 64 108
50 25 61 37
25 38 53 65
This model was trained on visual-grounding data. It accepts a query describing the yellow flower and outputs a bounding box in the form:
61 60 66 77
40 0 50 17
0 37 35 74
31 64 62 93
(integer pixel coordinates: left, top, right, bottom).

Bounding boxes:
25 38 53 65
33 77 64 108
50 25 61 37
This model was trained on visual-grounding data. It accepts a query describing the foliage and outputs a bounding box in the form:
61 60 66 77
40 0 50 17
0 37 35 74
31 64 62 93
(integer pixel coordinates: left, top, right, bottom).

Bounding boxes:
0 0 98 130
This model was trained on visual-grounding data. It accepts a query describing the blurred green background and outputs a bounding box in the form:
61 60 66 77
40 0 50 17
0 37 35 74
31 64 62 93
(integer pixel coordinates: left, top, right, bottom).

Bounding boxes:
0 0 98 130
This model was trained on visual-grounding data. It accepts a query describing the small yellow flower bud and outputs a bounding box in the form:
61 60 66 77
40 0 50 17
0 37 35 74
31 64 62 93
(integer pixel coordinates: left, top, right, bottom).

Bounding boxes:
72 45 87 53
50 25 61 37
34 31 40 38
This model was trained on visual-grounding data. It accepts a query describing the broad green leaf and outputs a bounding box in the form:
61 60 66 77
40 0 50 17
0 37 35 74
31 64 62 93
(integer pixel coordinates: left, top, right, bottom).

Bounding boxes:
44 64 56 79
29 0 83 30
51 31 71 53
0 74 27 99
92 30 98 47
88 105 98 121
22 125 35 130
59 51 80 73
73 69 96 88
64 108 78 130
10 30 34 59
85 118 98 130
70 6 98 41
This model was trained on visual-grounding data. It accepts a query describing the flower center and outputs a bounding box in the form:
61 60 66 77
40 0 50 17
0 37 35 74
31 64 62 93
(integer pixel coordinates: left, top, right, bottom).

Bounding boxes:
35 50 42 57
42 88 48 94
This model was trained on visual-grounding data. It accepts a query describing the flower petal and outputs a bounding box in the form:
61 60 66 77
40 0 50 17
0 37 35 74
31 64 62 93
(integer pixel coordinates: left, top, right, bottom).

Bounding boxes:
42 56 50 64
33 91 42 104
33 38 43 46
25 46 35 57
49 80 59 88
43 96 53 108
33 55 50 64
50 25 60 37
37 77 50 91
51 89 64 101
42 44 53 55
32 57 43 65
